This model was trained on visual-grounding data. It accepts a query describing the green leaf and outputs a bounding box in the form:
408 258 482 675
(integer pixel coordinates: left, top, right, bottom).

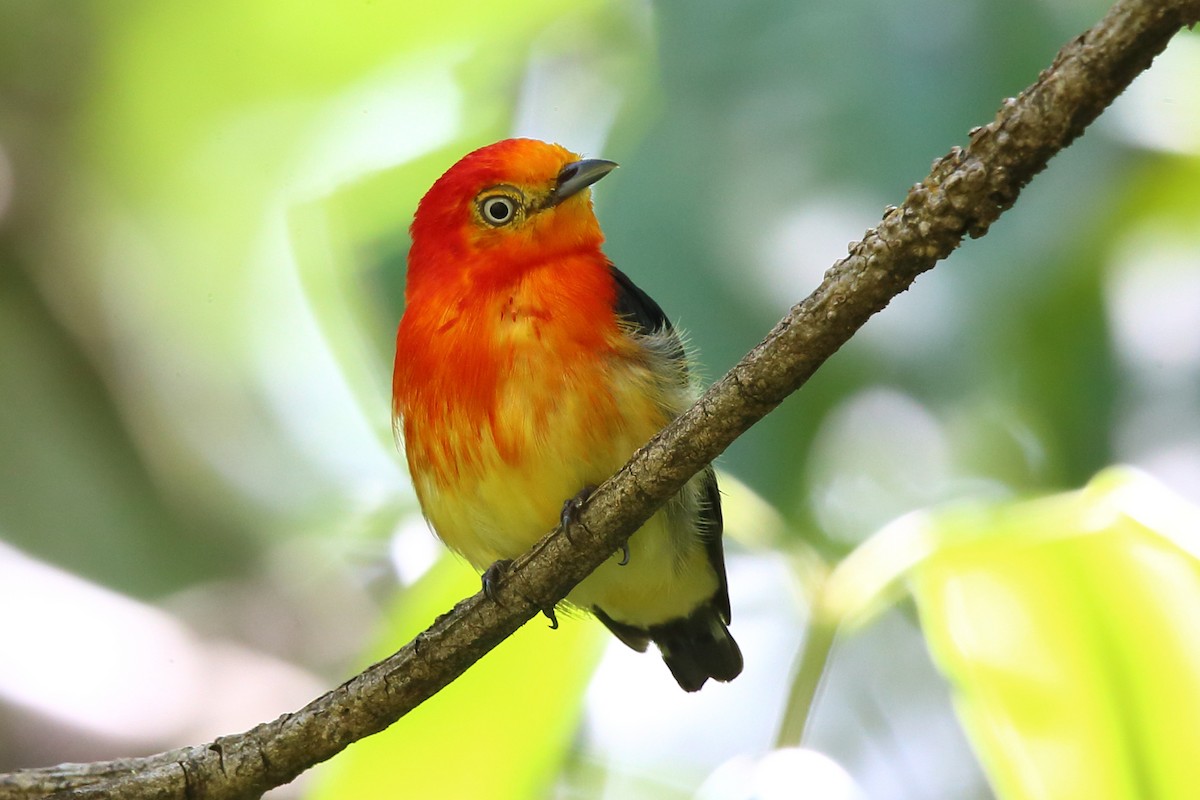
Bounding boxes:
306 556 604 800
911 469 1200 800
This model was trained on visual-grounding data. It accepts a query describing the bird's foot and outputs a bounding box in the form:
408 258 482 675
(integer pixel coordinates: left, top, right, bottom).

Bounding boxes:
481 559 514 603
559 485 630 564
484 559 559 629
559 485 596 543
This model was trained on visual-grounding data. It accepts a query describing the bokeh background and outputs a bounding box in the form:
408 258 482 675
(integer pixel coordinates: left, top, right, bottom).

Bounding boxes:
2 0 1199 798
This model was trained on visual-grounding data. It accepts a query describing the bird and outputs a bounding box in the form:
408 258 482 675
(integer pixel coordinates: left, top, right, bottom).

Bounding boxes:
392 138 742 691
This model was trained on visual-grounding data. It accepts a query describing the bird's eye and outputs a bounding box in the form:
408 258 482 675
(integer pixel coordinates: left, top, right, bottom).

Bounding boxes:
479 195 518 226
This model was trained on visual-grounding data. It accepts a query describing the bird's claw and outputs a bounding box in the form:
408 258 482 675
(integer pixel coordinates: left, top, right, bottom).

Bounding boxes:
559 485 596 543
617 541 630 566
481 559 514 603
484 559 559 629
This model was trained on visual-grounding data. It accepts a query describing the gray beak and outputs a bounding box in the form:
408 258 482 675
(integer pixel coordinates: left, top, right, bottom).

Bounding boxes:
549 158 618 206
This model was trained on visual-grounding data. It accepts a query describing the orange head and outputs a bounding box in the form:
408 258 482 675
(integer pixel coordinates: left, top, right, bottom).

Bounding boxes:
405 138 618 296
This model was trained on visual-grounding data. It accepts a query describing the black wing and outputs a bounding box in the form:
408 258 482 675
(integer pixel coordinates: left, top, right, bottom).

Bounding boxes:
608 264 731 622
609 264 687 366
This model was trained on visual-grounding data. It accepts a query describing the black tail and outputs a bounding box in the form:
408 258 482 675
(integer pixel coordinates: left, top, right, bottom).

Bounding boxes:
595 601 743 692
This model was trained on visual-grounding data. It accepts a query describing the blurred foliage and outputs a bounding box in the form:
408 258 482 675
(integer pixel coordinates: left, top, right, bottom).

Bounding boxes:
2 0 1199 797
307 558 602 800
913 469 1200 800
763 468 1200 800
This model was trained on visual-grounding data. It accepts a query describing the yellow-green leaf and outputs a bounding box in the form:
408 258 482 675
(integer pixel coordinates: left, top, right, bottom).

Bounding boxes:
912 468 1200 800
306 555 603 800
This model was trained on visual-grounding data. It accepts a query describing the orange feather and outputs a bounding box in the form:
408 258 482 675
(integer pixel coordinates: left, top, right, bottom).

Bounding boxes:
392 139 742 691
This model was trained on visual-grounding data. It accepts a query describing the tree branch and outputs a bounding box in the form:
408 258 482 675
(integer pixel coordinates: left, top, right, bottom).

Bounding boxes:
4 0 1197 797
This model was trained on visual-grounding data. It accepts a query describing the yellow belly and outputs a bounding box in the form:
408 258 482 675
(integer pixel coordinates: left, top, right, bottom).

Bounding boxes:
407 349 717 628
